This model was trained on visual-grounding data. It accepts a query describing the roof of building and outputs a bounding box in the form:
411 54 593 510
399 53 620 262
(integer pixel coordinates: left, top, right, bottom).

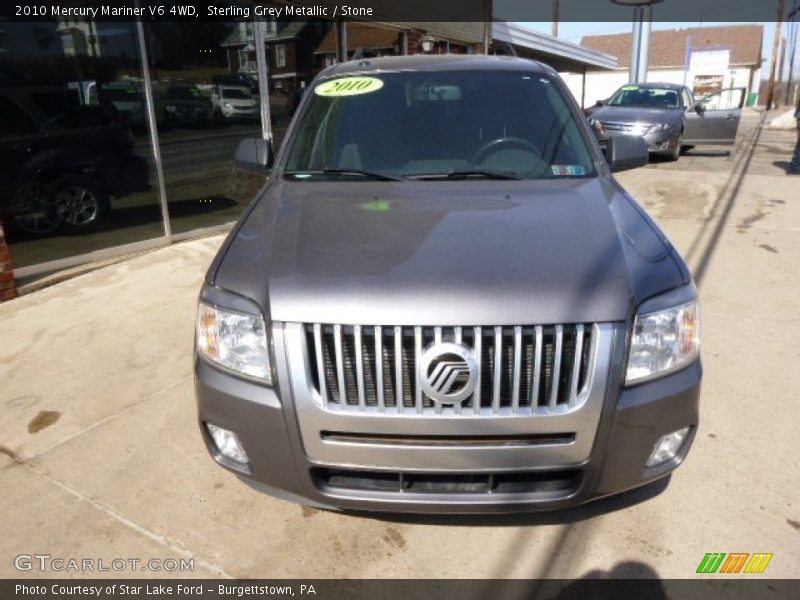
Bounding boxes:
581 24 763 69
315 23 399 55
493 22 617 71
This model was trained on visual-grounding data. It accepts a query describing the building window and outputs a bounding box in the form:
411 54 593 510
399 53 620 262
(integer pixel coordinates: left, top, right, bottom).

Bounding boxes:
266 19 277 37
275 44 286 68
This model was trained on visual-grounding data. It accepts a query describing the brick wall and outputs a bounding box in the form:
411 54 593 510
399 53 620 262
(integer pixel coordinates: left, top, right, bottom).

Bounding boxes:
0 221 18 302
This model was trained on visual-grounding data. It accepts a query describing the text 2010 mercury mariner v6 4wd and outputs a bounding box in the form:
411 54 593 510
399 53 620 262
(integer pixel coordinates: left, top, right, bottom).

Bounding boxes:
194 56 701 513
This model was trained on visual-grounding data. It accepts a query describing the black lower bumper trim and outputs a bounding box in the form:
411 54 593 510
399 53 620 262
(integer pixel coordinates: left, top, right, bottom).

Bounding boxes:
313 467 583 496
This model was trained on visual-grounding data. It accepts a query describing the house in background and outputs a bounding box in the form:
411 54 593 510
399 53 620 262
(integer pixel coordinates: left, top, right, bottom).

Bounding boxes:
315 23 404 68
221 20 331 90
564 24 763 108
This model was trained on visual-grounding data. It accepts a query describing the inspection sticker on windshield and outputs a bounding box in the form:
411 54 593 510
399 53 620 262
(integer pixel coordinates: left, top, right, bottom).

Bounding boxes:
621 85 639 91
315 77 384 97
551 165 587 176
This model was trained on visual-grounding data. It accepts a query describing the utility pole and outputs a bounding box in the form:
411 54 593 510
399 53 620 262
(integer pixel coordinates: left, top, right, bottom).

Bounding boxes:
766 0 786 110
483 0 492 54
611 0 663 84
778 36 787 100
786 0 799 105
552 0 559 38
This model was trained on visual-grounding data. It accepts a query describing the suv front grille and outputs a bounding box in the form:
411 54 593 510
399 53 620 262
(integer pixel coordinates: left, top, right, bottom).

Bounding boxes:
303 324 595 416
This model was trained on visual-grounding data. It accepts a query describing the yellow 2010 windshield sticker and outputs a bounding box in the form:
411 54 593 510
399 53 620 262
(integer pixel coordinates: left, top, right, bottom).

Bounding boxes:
621 85 639 90
315 77 384 97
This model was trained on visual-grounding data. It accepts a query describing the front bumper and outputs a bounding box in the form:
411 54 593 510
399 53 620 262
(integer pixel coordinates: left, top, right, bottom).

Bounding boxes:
596 129 680 155
194 326 701 513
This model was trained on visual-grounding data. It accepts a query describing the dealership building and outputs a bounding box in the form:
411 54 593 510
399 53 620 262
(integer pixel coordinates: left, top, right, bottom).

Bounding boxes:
0 15 615 302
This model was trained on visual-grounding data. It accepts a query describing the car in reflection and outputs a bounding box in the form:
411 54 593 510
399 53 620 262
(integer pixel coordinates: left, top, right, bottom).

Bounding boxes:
211 86 258 121
586 82 745 160
164 85 214 125
0 87 150 235
95 82 166 131
212 74 259 95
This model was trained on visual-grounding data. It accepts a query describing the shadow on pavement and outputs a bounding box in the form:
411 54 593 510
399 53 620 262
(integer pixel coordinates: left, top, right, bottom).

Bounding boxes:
772 160 795 174
684 113 765 285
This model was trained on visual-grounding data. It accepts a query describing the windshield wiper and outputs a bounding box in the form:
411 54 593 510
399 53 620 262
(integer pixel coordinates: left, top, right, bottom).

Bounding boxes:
285 169 402 181
408 169 522 181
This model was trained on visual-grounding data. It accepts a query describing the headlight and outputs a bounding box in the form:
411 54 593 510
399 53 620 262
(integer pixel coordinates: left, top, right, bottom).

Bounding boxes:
629 122 651 135
165 105 176 112
647 122 671 132
223 102 232 109
196 297 272 384
625 300 700 384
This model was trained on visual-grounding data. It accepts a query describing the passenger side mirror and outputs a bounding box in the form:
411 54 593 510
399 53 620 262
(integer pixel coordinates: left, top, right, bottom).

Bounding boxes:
691 102 706 115
605 134 649 172
595 99 605 107
235 138 274 175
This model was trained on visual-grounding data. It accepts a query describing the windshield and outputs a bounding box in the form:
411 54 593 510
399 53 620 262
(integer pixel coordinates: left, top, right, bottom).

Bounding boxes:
283 70 595 180
221 88 251 100
607 85 681 109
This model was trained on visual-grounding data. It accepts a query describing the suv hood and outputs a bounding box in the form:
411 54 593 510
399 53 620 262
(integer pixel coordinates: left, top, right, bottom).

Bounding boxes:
592 105 682 124
212 178 685 325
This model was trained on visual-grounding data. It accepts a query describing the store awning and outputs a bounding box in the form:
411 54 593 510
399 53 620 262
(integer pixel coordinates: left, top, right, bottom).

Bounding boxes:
493 22 618 72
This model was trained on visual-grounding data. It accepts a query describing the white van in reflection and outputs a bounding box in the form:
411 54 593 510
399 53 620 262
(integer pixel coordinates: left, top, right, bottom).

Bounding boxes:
211 85 258 121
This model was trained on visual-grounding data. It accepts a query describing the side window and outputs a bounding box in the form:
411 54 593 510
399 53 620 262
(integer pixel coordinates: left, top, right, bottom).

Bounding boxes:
681 90 691 109
0 97 36 136
699 89 744 111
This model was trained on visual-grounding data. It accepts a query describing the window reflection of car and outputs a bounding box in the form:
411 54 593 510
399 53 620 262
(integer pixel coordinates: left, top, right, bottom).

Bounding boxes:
98 83 166 130
211 86 258 121
163 85 214 125
586 82 745 161
212 74 258 95
0 91 150 235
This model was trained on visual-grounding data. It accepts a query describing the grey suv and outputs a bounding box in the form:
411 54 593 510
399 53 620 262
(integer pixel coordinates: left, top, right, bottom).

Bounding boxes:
194 56 701 513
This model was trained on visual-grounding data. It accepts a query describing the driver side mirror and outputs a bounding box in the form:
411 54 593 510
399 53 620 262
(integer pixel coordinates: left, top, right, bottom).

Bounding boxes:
235 138 274 175
691 102 706 115
604 134 649 172
595 99 605 107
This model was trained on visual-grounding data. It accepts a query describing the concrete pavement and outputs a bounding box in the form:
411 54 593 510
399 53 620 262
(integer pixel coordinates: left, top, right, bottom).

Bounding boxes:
1 113 798 580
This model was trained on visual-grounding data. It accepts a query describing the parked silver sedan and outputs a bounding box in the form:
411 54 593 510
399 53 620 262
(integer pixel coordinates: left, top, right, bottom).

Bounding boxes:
587 82 745 160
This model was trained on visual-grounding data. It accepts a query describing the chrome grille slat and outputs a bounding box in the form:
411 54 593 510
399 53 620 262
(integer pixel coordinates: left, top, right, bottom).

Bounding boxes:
414 326 423 414
492 326 502 414
512 326 522 413
394 326 403 414
549 324 563 411
569 324 584 409
333 324 346 408
354 325 366 410
473 326 482 415
305 323 596 417
375 325 384 412
531 325 542 409
313 324 328 406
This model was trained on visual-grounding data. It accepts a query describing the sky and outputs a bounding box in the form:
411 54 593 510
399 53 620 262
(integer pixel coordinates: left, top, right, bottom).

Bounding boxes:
516 21 799 80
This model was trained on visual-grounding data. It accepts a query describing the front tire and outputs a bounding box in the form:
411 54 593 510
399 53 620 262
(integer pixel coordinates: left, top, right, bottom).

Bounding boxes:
12 182 62 235
54 179 109 230
669 131 683 161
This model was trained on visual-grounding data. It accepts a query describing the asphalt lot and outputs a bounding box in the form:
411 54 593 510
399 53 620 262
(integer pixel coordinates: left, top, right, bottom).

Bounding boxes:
1 111 798 580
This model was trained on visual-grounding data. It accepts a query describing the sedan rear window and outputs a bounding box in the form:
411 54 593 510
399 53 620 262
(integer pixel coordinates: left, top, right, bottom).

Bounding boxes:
283 70 595 181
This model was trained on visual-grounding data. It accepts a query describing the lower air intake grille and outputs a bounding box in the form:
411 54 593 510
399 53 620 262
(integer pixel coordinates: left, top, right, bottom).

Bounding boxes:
313 468 582 496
